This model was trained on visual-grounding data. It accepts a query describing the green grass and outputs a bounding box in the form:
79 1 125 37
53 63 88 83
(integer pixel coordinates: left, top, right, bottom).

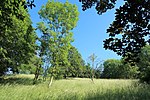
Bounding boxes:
0 74 150 100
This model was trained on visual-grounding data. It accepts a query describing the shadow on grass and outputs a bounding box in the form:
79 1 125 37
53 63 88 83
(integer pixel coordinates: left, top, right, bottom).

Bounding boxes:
0 77 42 85
84 86 150 100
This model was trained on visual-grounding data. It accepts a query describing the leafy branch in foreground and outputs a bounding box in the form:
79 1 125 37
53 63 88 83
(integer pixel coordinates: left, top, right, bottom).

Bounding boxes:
79 0 150 63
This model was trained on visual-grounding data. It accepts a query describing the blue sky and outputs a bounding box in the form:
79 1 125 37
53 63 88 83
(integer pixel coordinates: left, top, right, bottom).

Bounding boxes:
28 0 124 63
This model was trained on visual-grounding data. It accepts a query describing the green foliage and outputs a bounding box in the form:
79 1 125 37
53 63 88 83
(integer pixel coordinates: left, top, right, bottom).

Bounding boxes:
104 0 150 63
94 64 103 78
79 0 117 14
102 59 122 78
79 0 150 63
102 59 139 79
48 67 64 79
23 0 36 9
48 46 91 79
37 1 79 78
0 0 37 75
19 55 43 74
67 46 85 77
137 45 150 83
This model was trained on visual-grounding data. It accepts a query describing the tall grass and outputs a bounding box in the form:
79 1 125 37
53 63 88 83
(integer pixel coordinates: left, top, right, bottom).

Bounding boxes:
0 75 150 100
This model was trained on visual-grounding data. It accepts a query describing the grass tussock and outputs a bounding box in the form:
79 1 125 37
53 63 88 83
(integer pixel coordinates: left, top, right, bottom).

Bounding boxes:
0 74 150 100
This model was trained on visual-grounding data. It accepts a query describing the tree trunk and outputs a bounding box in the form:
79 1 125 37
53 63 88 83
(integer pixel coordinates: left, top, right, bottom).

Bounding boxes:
33 66 40 84
91 75 94 83
48 75 53 87
91 62 94 83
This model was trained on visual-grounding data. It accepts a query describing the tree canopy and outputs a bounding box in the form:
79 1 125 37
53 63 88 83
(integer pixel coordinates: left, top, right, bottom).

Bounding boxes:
1 0 150 85
137 45 150 83
102 59 139 79
67 46 86 77
79 0 150 63
17 0 150 63
37 1 79 79
0 0 37 75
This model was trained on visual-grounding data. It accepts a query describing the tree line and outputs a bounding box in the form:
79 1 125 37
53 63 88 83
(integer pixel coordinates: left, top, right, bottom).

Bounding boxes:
0 0 150 84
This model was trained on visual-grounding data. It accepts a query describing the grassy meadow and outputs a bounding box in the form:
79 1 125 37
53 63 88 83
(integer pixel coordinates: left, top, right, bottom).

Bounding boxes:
0 74 150 100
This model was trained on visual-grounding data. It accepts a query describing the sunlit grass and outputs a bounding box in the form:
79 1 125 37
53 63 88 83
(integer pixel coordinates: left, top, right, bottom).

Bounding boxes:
0 75 150 100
